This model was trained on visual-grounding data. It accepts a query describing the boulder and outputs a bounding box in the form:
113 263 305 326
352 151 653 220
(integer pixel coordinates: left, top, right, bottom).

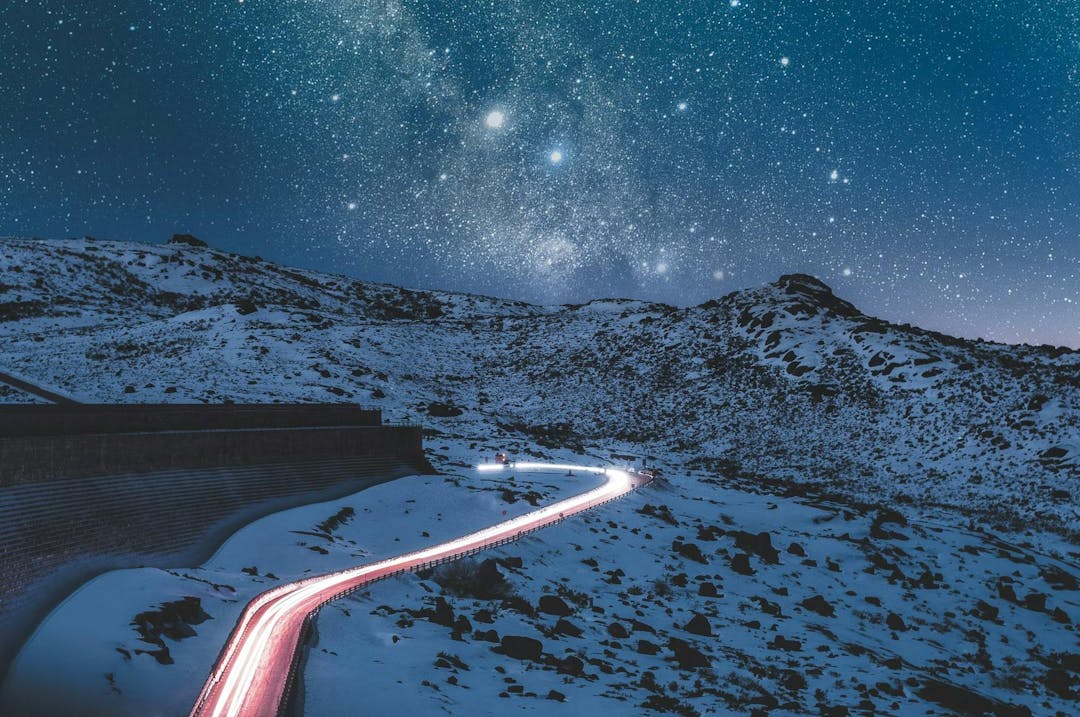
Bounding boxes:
683 613 712 637
553 618 583 638
667 637 710 669
1022 592 1046 611
637 639 660 655
430 597 454 627
538 594 573 616
555 655 585 676
733 531 780 563
769 635 802 651
498 635 543 661
672 540 708 564
607 622 629 639
730 553 755 575
799 595 835 617
501 596 536 617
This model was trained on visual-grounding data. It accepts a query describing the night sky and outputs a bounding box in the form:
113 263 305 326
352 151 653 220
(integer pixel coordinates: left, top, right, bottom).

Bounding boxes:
1 1 1077 347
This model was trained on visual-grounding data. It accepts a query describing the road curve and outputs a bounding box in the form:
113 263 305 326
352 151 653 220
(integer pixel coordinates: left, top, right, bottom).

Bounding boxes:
190 462 652 717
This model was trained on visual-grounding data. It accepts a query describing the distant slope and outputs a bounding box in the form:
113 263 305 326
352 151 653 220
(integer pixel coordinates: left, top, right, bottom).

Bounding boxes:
1 236 1076 533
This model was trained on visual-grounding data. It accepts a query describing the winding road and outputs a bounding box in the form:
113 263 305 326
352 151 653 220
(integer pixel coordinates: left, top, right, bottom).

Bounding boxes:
189 462 652 717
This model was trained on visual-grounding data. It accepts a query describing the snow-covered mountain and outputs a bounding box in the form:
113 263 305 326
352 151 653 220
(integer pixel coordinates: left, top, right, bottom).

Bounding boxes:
1 235 1077 717
2 236 1076 533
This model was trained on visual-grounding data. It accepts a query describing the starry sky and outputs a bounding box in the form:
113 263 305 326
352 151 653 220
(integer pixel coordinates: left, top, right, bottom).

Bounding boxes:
1 0 1078 346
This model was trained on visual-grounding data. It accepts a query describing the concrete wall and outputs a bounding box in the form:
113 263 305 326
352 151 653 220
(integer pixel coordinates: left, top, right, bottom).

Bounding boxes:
0 453 430 684
0 404 381 437
0 425 422 485
0 412 432 683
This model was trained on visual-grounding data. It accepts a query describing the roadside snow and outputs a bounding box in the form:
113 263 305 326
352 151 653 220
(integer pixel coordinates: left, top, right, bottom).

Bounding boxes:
1 454 605 717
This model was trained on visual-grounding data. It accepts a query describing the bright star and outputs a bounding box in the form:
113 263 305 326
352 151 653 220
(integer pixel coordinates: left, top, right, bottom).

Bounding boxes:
484 110 505 129
780 56 790 67
549 149 564 164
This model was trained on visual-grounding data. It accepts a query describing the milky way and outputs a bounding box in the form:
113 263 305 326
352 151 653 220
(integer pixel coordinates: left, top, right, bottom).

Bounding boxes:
1 0 1077 345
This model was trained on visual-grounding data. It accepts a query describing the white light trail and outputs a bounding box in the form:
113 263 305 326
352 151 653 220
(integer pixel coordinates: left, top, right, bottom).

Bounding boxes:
192 462 649 717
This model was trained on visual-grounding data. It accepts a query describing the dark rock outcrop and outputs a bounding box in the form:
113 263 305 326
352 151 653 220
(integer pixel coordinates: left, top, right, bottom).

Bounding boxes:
730 552 755 575
668 637 710 669
498 635 543 661
168 233 208 248
733 531 780 564
683 613 712 637
538 594 573 616
553 618 583 638
799 595 835 617
607 622 629 639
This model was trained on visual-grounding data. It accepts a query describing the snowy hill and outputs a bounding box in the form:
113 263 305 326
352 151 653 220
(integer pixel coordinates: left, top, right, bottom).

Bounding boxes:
1 235 1077 716
1 236 1076 533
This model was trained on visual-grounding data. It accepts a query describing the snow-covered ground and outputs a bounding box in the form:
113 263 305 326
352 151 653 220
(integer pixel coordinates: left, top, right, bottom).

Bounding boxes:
0 237 1075 533
1 448 607 717
10 438 1074 717
302 449 1077 717
1 235 1076 715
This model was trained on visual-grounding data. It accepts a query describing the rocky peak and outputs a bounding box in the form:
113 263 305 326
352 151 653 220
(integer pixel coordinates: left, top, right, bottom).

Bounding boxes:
168 234 208 248
772 274 860 318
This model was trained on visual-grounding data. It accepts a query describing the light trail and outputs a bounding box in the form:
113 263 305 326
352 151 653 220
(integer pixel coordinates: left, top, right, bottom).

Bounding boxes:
190 462 651 717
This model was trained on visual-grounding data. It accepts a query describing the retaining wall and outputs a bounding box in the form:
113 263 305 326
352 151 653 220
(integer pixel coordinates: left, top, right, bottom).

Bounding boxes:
0 455 428 685
0 405 431 684
0 404 381 437
0 425 422 485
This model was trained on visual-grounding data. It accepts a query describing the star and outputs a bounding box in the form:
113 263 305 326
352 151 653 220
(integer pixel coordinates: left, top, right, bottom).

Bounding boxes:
3 0 1074 347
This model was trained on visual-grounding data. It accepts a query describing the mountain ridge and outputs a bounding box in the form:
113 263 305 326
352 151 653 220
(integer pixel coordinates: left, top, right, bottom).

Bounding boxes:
1 236 1077 536
2 235 1078 717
